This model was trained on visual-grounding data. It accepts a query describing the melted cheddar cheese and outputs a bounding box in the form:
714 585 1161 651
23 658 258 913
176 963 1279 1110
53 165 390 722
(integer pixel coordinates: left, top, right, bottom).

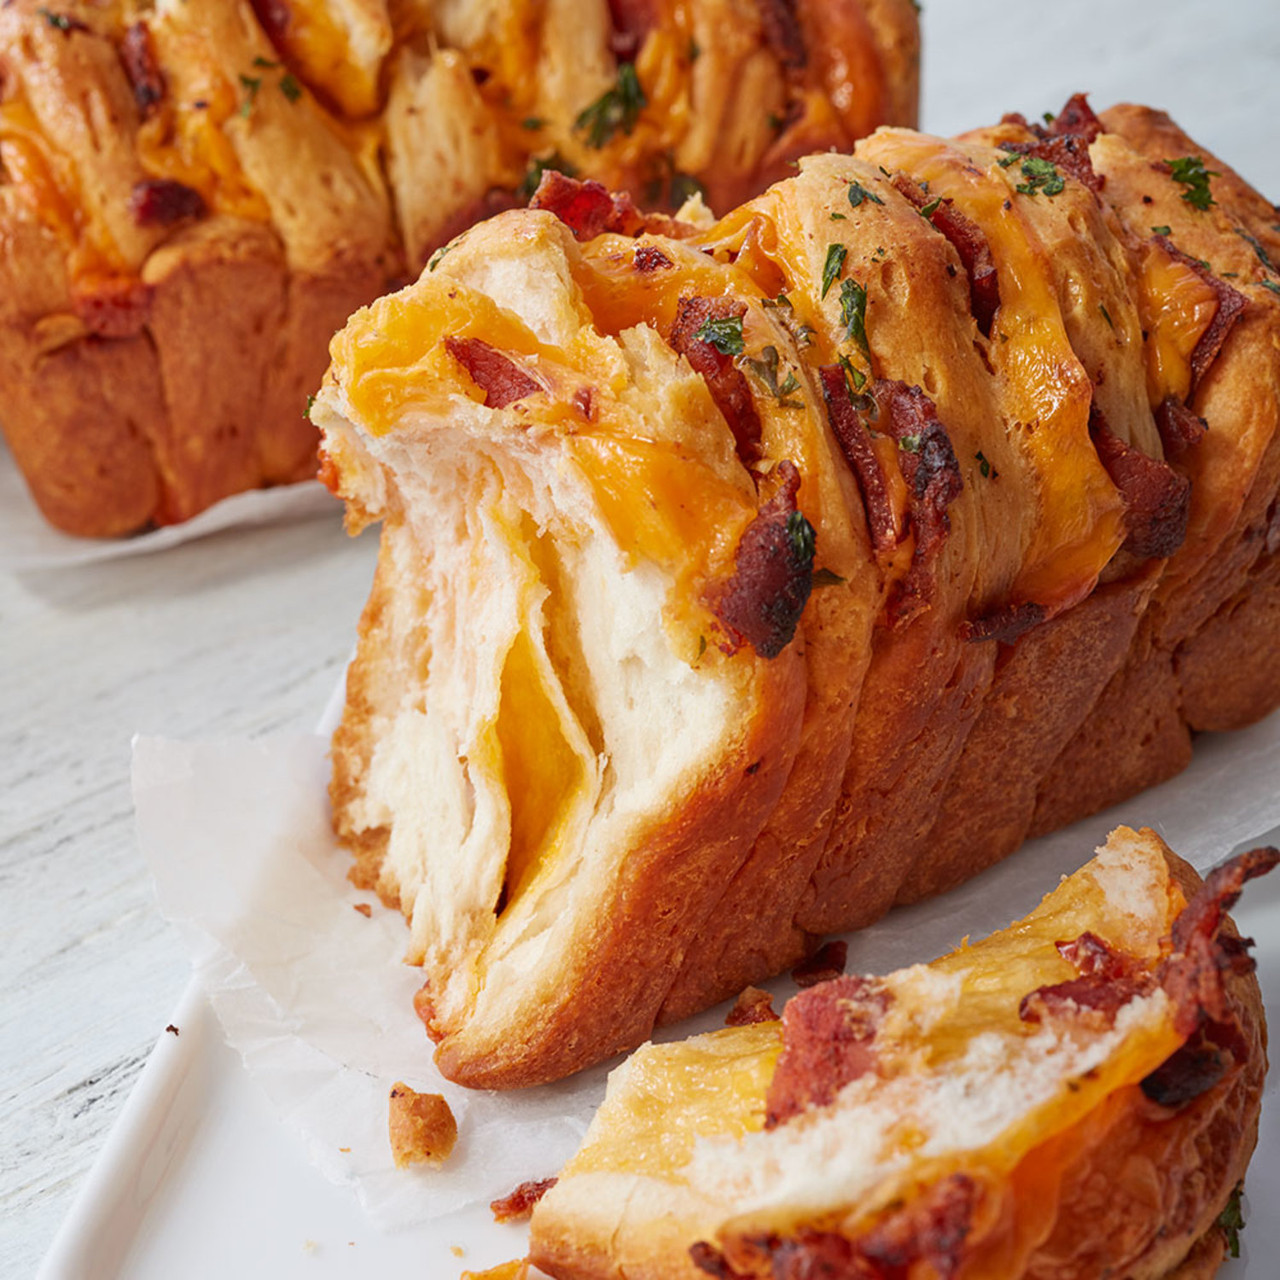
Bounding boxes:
1137 240 1221 406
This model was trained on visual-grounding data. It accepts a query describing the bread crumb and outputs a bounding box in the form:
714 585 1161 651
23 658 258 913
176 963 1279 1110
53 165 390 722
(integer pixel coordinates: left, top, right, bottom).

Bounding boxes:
388 1082 457 1168
165 1024 180 1036
461 1262 529 1280
726 986 777 1026
491 1177 557 1222
353 903 372 917
302 1239 319 1254
339 1146 351 1153
450 1244 465 1257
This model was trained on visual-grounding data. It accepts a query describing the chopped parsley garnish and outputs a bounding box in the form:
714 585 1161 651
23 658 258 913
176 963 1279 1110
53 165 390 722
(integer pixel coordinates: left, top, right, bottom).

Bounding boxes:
575 63 646 149
688 38 701 62
517 151 577 201
848 181 884 209
1236 227 1277 273
919 197 942 219
1261 280 1280 297
786 510 816 562
898 434 922 452
793 324 816 347
279 74 302 103
878 165 893 178
305 392 316 416
839 277 870 357
767 112 784 133
762 293 792 310
238 74 262 117
252 56 279 69
1098 303 1114 329
37 8 76 31
838 353 866 390
427 244 452 271
1014 155 1065 197
522 116 545 130
696 634 707 660
741 345 803 408
997 153 1020 169
1217 1184 1245 1259
693 314 745 356
821 243 847 298
975 449 997 479
811 567 846 587
1042 110 1056 124
1166 155 1218 211
1151 224 1172 236
830 212 847 221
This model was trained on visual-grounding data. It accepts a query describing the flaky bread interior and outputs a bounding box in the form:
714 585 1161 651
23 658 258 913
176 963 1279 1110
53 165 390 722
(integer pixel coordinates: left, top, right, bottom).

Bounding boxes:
530 828 1273 1280
322 98 1280 1087
0 0 918 536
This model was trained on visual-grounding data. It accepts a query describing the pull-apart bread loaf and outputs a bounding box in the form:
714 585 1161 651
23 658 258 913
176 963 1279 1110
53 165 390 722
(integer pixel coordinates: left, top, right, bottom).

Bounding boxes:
315 96 1280 1088
0 0 918 537
529 829 1277 1280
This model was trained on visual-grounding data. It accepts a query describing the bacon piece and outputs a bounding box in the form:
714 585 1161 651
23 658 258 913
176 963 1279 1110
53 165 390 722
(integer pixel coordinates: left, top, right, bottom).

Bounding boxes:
129 178 206 227
1154 395 1207 462
633 243 673 272
791 940 847 988
754 0 807 71
1153 235 1248 394
959 600 1045 645
606 0 656 60
893 174 1001 334
709 461 814 659
490 1177 557 1223
668 295 763 464
71 277 152 338
249 0 291 45
1160 845 1279 1035
819 364 896 553
1001 132 1103 193
689 1243 739 1279
876 379 964 627
120 22 164 117
1058 931 1133 979
444 337 540 408
1090 406 1190 559
1140 1030 1227 1108
1047 92 1104 144
1020 930 1153 1028
765 974 889 1128
529 170 641 240
726 986 778 1026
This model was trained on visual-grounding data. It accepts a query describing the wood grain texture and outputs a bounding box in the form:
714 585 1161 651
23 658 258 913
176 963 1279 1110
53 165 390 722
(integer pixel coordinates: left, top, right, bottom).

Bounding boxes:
0 510 378 1276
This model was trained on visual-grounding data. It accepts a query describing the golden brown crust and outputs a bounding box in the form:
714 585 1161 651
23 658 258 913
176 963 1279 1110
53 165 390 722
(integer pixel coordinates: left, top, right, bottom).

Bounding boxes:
0 0 917 537
386 1082 457 1168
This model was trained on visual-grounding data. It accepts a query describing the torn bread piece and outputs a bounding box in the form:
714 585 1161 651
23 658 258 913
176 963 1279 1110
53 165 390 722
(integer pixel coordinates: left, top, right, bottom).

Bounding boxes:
317 99 1280 1087
530 827 1274 1280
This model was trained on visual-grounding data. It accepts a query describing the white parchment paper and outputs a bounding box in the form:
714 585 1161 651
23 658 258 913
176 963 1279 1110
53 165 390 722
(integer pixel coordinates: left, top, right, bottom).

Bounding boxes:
131 705 1280 1230
0 442 338 572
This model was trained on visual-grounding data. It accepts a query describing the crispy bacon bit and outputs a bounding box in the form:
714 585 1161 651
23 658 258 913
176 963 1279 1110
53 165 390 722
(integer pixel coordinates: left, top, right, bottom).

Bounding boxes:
754 0 807 71
689 1242 738 1278
71 277 152 338
606 0 656 60
120 22 164 117
709 460 814 659
819 364 896 553
634 243 674 272
1153 235 1248 394
959 600 1046 645
444 337 540 409
129 178 207 227
765 974 889 1128
791 940 848 988
1154 395 1208 462
1058 931 1133 979
1002 134 1103 193
668 295 763 464
876 379 964 627
726 986 778 1026
1141 1030 1227 1108
1160 845 1279 1035
529 170 641 239
572 386 595 420
1047 93 1104 143
1090 406 1191 559
490 1177 557 1223
1020 930 1153 1028
249 0 291 44
352 902 372 917
893 174 1001 334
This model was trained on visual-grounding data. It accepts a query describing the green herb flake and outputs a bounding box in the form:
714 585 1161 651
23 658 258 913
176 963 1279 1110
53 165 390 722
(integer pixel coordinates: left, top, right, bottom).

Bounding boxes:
793 324 816 348
37 8 76 31
975 449 997 479
252 56 279 69
830 212 847 221
821 243 847 299
762 293 792 310
279 73 302 103
898 434 922 453
811 567 846 587
688 38 701 62
1042 110 1056 125
786 510 816 562
837 353 866 390
1166 155 1218 211
1098 303 1114 329
997 152 1020 169
304 392 317 417
1261 280 1280 297
741 345 803 408
693 314 745 356
575 63 646 149
919 197 942 219
1151 224 1172 236
1217 1184 1245 1259
669 171 705 206
238 74 263 117
848 181 884 209
878 165 893 178
427 244 452 272
1236 227 1277 273
839 277 870 357
517 151 578 201
767 112 784 133
1014 155 1065 197
521 116 545 130
696 634 707 660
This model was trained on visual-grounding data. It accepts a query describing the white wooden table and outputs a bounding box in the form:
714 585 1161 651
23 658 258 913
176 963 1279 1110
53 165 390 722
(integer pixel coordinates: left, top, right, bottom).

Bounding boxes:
0 510 379 1276
4 1 1279 1273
